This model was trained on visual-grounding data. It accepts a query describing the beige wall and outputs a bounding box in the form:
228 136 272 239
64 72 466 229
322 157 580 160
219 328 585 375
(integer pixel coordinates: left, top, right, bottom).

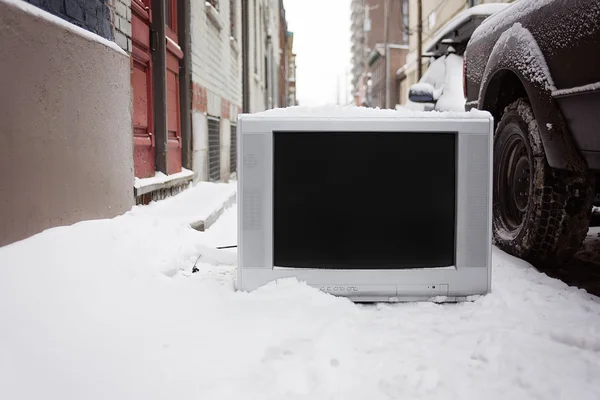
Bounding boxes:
0 0 134 247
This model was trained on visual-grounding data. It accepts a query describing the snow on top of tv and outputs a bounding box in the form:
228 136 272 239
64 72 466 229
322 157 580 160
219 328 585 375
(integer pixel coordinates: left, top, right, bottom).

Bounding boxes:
242 105 491 120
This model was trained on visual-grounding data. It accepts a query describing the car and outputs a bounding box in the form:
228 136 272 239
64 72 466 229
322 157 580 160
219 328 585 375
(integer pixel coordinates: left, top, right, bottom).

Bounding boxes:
406 3 510 111
464 0 600 267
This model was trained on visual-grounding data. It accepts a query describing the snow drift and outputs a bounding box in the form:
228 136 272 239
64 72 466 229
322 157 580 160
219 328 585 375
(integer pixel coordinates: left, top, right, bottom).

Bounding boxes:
1 183 600 400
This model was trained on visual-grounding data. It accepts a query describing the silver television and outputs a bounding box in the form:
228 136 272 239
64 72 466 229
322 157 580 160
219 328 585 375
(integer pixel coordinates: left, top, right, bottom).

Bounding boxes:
236 107 493 302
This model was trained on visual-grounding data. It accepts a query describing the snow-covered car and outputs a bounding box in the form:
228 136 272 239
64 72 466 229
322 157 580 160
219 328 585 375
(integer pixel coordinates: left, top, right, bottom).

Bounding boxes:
405 3 510 112
464 0 600 267
406 52 464 112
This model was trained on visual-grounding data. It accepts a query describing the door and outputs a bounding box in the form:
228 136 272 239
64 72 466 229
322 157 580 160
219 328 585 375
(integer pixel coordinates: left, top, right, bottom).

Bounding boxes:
165 0 183 174
131 0 155 178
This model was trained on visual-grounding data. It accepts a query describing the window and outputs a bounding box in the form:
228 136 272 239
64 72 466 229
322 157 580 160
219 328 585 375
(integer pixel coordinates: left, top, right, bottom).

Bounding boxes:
402 0 409 44
165 0 176 31
208 117 221 182
230 0 237 38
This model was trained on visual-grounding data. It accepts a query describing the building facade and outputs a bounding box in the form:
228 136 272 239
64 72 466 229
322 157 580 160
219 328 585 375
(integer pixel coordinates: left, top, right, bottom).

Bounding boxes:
367 44 408 109
245 0 281 113
189 0 243 184
351 0 408 108
278 0 288 108
286 31 298 106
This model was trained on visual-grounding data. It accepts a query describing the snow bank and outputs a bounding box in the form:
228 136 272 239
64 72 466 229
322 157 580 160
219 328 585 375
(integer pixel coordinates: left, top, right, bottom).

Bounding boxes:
1 184 600 399
130 180 236 226
1 0 127 56
245 104 490 120
134 168 195 189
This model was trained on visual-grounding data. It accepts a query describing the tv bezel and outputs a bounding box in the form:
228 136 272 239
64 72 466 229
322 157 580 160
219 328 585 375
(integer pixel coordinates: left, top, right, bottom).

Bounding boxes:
237 114 493 302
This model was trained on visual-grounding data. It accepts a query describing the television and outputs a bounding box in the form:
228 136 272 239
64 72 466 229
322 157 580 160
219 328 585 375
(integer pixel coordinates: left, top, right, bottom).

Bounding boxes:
236 107 493 302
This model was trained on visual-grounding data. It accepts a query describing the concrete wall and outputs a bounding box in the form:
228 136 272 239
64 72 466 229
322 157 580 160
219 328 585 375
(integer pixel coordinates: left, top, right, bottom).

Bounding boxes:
0 0 133 247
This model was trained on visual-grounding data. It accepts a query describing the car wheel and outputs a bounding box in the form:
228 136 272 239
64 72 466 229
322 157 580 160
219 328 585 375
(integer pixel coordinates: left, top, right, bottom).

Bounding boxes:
493 99 594 267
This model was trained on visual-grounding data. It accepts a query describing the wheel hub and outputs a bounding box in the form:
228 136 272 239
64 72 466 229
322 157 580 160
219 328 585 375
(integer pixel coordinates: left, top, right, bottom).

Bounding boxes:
513 156 531 213
497 129 532 233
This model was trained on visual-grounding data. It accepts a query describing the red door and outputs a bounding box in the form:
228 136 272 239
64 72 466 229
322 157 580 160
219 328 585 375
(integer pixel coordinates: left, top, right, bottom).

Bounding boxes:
165 0 183 174
131 0 155 178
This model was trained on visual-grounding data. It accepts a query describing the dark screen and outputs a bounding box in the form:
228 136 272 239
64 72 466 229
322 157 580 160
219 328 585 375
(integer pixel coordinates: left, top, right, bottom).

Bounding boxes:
273 131 456 269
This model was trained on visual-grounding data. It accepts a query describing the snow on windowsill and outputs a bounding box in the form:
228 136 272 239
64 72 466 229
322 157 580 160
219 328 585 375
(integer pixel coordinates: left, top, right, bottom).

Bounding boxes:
166 36 182 53
230 36 240 55
1 0 127 57
134 168 195 190
205 1 223 31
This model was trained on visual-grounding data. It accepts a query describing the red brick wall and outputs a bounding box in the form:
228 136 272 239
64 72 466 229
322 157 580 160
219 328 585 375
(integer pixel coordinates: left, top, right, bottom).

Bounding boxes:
192 82 207 113
221 98 230 119
191 81 241 120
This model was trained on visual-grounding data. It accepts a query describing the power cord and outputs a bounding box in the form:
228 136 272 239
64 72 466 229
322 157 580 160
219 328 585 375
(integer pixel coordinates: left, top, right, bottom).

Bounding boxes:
192 245 238 273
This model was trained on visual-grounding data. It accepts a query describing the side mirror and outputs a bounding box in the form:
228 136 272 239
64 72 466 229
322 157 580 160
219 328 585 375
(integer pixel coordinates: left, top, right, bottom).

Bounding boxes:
408 83 435 103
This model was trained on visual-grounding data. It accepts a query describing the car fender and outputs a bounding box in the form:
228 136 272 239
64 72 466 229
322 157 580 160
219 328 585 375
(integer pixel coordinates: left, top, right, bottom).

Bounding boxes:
478 23 586 171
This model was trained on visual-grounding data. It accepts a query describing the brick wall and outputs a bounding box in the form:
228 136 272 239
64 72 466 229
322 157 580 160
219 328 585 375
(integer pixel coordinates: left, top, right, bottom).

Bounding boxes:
111 0 132 52
24 0 113 39
192 83 208 113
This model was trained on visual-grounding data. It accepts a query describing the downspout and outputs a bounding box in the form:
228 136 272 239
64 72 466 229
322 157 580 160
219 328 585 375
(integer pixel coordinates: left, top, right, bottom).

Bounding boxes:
151 0 168 173
178 0 192 170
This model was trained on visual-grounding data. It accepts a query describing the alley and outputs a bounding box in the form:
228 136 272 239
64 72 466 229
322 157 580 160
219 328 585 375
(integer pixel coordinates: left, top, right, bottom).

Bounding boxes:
1 183 599 400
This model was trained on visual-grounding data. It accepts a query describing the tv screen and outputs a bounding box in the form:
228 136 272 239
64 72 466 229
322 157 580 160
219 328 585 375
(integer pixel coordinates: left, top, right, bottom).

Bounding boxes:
274 131 457 269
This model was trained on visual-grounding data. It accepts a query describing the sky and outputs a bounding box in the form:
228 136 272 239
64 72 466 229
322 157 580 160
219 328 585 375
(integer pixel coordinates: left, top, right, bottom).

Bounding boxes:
282 0 352 106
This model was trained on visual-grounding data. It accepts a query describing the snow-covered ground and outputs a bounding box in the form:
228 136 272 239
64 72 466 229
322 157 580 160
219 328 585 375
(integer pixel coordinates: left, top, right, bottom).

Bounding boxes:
1 183 600 400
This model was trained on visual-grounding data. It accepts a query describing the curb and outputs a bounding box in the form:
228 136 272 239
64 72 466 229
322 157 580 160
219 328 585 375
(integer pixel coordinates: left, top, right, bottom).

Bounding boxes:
189 191 237 231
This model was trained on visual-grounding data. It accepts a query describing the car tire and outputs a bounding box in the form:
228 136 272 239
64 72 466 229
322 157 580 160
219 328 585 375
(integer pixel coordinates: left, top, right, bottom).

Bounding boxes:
493 99 594 267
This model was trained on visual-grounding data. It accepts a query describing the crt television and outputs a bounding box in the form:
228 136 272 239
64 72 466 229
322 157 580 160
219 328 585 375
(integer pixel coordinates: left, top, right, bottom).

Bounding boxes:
237 107 493 302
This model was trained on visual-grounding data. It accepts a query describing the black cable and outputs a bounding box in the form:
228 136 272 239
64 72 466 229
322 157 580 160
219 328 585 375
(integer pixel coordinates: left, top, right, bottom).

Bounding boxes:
191 245 238 273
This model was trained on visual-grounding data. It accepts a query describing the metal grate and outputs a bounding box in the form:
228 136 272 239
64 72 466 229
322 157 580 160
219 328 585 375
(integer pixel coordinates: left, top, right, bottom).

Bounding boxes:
230 124 237 173
208 117 221 182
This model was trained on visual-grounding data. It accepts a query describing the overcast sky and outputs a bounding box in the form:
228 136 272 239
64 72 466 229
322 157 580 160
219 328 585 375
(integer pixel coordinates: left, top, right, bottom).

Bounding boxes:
282 0 352 106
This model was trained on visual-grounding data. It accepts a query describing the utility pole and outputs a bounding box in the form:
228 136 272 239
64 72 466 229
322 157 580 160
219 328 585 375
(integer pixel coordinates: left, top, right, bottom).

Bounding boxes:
417 0 423 80
383 0 390 108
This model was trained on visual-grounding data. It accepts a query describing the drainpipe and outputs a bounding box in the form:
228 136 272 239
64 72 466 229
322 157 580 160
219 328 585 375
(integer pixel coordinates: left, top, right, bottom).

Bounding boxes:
151 0 168 173
178 0 192 170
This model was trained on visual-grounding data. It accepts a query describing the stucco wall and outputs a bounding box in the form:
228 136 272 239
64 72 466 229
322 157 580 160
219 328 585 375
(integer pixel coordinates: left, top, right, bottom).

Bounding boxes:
0 0 133 247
